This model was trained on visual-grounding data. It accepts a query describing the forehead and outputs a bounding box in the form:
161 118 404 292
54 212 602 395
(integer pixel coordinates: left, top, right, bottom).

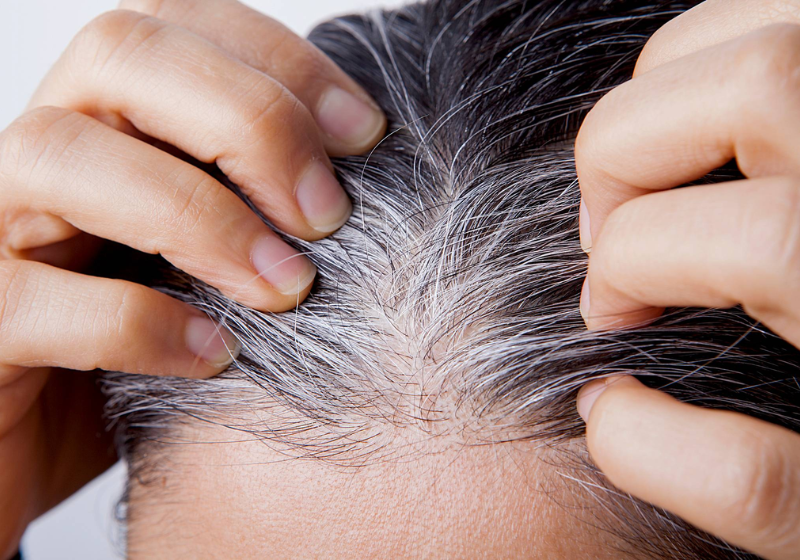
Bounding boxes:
125 422 624 559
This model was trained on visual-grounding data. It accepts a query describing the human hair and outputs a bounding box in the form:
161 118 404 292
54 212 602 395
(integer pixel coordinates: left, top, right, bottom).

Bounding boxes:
103 1 800 558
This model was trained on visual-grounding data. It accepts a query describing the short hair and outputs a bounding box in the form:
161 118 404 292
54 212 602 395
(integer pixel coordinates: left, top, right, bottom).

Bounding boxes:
104 1 800 558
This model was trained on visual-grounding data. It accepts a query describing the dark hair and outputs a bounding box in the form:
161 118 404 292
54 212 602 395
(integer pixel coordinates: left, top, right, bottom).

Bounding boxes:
104 1 799 558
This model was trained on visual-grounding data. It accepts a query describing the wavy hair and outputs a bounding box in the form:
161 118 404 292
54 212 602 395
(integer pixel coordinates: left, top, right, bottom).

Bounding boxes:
104 1 799 557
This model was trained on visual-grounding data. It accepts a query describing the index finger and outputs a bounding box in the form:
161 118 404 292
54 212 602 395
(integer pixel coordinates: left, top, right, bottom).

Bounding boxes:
634 0 800 76
575 24 800 250
579 375 800 560
30 11 352 241
119 0 387 156
577 0 800 251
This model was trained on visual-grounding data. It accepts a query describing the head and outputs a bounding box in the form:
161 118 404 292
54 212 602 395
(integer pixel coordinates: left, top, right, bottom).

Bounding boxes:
104 0 800 558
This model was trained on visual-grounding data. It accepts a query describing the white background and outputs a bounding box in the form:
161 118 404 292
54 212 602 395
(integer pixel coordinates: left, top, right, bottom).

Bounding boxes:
1 1 405 558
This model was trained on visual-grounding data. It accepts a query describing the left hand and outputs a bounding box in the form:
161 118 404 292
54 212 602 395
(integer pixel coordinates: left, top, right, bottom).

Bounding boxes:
0 0 386 555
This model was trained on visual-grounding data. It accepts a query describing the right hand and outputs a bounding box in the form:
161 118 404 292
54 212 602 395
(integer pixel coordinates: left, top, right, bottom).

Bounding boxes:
0 0 386 555
575 1 800 558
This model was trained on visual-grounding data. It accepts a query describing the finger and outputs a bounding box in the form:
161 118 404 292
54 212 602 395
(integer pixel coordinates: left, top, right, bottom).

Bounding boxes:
0 206 100 270
578 375 800 560
0 107 317 312
29 10 352 239
635 0 800 76
576 24 800 251
0 210 80 256
0 260 240 377
582 177 800 348
118 0 386 156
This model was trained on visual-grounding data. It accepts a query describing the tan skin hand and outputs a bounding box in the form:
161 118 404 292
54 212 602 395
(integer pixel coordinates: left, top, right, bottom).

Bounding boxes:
576 1 800 558
0 0 386 556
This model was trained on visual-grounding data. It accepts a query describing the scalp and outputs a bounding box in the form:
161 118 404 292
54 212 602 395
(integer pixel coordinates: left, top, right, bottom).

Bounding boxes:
103 2 800 559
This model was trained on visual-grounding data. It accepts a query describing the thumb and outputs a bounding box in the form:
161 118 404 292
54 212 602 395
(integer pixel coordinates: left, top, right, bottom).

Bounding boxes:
577 375 800 560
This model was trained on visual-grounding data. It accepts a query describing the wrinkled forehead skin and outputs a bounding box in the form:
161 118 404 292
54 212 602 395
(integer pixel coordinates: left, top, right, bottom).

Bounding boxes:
125 420 623 559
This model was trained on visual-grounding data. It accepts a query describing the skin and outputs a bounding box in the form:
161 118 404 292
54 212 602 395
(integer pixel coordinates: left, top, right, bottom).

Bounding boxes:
125 420 624 559
576 1 800 558
3 0 799 557
0 0 385 556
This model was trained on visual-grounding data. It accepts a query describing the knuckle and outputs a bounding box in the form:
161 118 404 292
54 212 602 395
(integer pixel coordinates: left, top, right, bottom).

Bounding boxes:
252 26 294 71
574 106 600 170
728 431 799 541
234 79 297 136
573 128 591 177
265 35 329 87
740 179 800 305
223 83 312 179
75 9 147 49
575 93 618 184
587 207 631 292
0 107 77 180
737 24 800 108
166 172 226 237
70 10 163 72
592 199 635 261
107 282 153 346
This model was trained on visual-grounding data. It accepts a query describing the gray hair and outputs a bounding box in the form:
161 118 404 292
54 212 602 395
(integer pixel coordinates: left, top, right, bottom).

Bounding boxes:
103 1 800 558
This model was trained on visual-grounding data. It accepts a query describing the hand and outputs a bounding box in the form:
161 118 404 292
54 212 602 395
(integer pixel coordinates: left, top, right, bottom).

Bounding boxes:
578 375 800 560
0 0 385 555
575 1 800 558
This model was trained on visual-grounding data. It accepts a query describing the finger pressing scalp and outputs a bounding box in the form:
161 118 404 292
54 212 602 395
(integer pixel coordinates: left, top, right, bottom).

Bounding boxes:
0 260 239 378
577 23 800 335
579 375 800 560
29 9 354 241
118 0 387 156
634 0 800 76
577 24 800 249
0 107 317 312
581 178 800 347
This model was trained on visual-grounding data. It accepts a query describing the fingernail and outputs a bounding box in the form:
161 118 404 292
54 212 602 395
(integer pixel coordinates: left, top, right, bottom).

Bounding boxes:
577 375 639 422
580 276 591 322
316 87 385 147
251 235 317 296
296 161 352 234
185 316 241 369
579 198 592 253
